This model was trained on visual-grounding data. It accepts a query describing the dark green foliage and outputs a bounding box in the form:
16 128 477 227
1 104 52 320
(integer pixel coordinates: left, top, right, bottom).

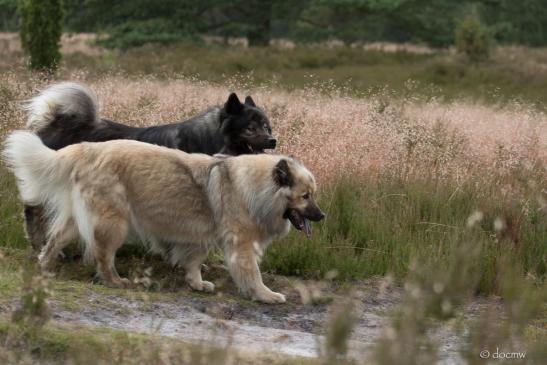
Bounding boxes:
395 0 465 48
482 0 547 46
20 0 64 71
99 19 194 50
3 0 547 49
455 9 492 63
240 0 272 47
0 0 19 31
63 0 205 33
66 0 207 49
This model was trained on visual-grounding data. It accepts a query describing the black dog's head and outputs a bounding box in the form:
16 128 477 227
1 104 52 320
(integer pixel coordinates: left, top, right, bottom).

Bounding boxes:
220 93 276 154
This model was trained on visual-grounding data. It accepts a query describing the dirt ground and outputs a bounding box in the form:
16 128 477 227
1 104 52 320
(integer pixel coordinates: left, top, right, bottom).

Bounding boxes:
0 257 503 364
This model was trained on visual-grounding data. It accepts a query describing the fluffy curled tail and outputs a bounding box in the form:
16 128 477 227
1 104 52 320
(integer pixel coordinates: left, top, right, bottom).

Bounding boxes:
25 82 99 132
2 131 79 249
2 131 66 205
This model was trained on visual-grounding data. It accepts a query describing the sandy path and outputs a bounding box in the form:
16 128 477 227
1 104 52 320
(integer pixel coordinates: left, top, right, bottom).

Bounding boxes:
23 277 494 364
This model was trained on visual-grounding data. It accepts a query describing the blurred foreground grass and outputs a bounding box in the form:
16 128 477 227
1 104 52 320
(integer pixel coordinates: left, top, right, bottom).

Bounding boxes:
0 319 314 365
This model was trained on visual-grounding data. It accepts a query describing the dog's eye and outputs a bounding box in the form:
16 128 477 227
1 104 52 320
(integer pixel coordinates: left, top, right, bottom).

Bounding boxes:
302 193 310 200
246 126 255 132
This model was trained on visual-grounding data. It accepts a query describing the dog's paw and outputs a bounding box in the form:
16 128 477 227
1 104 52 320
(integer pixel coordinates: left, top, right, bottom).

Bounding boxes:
253 290 286 304
189 280 215 293
39 265 55 276
38 256 55 273
105 277 134 289
201 281 215 292
118 278 134 289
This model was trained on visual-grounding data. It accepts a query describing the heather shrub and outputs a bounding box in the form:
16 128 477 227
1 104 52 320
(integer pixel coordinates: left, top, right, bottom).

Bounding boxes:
455 9 492 63
20 0 64 72
320 299 356 365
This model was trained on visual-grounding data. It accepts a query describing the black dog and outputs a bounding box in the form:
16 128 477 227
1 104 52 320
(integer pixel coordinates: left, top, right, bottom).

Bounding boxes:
28 82 276 154
23 82 277 250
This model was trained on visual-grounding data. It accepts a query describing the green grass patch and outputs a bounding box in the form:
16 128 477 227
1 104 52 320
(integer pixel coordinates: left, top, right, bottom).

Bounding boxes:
3 42 547 106
51 43 547 107
262 176 546 294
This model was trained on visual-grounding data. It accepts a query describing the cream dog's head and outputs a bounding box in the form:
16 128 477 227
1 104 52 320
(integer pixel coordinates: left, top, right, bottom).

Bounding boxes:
273 158 325 238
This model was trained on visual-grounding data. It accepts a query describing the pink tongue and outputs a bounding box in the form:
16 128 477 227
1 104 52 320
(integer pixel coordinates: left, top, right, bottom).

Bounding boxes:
303 218 312 238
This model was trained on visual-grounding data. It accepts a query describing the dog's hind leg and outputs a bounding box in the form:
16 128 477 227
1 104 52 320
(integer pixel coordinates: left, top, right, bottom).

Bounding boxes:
224 236 286 304
24 205 48 252
179 245 214 293
38 220 77 272
93 216 131 289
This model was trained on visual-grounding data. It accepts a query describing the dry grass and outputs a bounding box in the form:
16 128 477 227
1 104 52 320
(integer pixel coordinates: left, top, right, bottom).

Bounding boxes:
1 72 545 186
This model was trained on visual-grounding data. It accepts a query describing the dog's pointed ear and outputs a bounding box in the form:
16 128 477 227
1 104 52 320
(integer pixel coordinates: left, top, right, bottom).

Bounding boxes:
225 93 243 114
273 159 293 187
244 96 256 107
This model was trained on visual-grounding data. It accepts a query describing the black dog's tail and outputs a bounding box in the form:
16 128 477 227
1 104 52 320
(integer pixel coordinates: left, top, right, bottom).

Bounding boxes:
25 82 99 133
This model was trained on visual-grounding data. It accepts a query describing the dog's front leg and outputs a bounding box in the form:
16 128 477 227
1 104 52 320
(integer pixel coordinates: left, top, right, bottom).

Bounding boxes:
224 237 285 304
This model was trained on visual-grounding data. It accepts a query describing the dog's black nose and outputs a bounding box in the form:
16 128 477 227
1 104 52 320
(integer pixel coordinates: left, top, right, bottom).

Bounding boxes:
310 210 326 221
267 138 277 149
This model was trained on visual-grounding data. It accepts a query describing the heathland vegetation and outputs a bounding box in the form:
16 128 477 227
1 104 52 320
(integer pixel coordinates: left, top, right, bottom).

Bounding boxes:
0 1 546 361
1 54 546 362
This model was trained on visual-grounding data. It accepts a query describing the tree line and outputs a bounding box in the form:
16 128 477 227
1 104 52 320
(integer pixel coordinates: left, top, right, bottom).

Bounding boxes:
1 0 546 49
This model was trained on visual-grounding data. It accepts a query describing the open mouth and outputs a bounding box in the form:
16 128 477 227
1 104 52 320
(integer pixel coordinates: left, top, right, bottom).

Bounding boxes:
246 144 265 154
284 209 312 238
